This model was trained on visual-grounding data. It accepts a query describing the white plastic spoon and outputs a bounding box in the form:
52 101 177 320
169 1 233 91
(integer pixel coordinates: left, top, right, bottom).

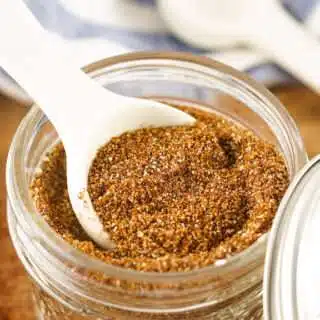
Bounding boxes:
158 0 320 93
0 0 195 248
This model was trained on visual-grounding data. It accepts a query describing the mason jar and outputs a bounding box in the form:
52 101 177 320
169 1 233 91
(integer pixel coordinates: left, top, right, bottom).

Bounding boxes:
6 52 307 319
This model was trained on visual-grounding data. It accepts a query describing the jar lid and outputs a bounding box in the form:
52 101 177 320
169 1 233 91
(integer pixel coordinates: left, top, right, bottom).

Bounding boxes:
264 155 320 320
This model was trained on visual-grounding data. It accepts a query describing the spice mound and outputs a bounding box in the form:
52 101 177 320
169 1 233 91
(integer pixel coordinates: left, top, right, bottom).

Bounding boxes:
31 106 289 272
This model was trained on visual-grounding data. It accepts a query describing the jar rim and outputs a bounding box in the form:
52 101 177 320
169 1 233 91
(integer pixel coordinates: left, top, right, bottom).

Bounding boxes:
6 51 307 283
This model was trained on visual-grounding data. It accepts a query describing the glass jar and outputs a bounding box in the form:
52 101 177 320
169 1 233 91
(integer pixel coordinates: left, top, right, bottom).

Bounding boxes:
263 153 320 319
6 52 307 320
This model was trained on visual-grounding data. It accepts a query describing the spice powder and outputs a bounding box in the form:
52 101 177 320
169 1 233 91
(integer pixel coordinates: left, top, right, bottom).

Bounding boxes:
31 105 289 272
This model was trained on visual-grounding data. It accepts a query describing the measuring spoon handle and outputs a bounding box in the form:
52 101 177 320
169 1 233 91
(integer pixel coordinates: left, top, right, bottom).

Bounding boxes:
249 1 320 93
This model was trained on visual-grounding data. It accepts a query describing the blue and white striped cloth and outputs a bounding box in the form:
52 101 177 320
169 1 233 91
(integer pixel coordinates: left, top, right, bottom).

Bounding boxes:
1 0 320 103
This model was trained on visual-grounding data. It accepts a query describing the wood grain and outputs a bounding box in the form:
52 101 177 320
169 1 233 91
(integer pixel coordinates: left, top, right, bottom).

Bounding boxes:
0 95 30 320
0 86 320 319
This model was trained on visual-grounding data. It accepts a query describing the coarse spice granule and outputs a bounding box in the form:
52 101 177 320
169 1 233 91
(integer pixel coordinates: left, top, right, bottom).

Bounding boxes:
30 105 289 272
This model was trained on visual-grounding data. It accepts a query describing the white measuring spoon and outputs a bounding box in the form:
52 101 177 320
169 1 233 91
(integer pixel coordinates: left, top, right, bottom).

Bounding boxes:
0 0 195 248
158 0 320 93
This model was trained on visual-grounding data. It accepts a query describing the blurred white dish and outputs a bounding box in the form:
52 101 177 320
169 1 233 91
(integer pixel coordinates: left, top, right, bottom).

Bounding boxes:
157 0 320 93
60 0 167 32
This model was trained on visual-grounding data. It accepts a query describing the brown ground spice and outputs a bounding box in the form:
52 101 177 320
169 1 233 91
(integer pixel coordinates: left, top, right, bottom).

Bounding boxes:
31 105 289 272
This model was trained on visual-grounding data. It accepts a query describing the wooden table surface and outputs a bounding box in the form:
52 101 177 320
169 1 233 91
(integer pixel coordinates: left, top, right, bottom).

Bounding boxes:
1 86 320 319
